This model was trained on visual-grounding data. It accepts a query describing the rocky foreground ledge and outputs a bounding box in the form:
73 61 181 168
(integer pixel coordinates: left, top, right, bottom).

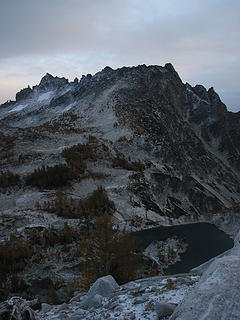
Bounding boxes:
1 232 240 320
169 232 240 320
0 274 199 319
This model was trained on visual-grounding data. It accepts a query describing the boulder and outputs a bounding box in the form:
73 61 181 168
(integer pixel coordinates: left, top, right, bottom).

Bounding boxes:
41 303 52 313
16 86 33 101
155 302 176 319
87 275 119 298
80 294 103 310
133 297 148 305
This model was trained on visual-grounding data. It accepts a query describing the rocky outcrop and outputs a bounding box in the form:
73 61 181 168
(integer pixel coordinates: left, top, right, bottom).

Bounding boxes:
38 73 68 91
16 86 33 102
170 233 240 320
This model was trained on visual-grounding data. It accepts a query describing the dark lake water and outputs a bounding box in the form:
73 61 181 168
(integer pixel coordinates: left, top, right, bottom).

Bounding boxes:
132 222 234 274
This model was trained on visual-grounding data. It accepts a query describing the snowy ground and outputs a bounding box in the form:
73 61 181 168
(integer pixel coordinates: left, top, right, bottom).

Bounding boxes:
36 274 200 320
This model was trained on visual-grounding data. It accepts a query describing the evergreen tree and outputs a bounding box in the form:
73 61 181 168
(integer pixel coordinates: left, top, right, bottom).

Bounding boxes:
78 213 140 289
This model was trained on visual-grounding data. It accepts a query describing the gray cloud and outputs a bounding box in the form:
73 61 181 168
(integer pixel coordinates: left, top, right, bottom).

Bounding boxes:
0 0 239 110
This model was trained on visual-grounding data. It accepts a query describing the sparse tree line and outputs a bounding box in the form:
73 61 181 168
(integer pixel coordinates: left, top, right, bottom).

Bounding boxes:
112 153 145 171
0 224 77 277
0 235 33 275
26 222 78 248
0 136 146 191
0 170 21 190
37 187 115 220
39 112 80 133
0 137 107 190
62 139 98 163
25 140 98 189
25 164 76 189
0 187 142 298
0 131 17 166
0 213 141 300
0 137 146 298
0 187 116 279
0 223 78 301
77 212 141 289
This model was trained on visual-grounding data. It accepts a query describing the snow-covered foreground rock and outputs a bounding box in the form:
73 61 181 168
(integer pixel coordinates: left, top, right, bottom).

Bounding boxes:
170 233 240 320
35 274 199 320
2 234 240 319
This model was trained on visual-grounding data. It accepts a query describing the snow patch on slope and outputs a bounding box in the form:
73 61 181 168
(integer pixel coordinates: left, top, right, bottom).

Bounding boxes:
9 104 28 113
37 91 54 102
61 103 75 113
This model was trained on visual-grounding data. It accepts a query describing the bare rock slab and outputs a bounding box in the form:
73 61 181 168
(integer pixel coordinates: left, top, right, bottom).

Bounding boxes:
170 254 240 320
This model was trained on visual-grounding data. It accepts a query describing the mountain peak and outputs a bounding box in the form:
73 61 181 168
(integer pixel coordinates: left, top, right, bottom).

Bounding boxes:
41 72 54 80
39 73 68 89
164 62 176 72
102 66 113 72
16 85 33 102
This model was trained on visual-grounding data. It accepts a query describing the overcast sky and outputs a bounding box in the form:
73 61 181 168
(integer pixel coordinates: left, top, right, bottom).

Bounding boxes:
0 0 239 111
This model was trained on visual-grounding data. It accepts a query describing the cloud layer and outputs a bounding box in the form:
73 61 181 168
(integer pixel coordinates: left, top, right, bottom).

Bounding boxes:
0 0 239 110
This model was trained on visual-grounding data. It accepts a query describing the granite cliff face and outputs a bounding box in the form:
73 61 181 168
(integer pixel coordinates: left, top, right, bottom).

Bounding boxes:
0 63 239 228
